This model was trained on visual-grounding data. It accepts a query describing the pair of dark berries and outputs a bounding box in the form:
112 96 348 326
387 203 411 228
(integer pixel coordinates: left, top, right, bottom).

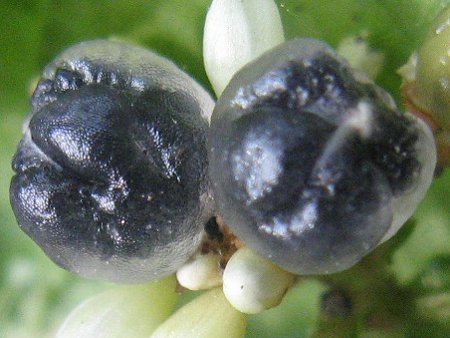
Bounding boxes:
10 38 436 283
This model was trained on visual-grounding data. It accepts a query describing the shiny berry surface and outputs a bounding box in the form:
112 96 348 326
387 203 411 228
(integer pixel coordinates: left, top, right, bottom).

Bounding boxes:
209 38 436 274
10 40 214 283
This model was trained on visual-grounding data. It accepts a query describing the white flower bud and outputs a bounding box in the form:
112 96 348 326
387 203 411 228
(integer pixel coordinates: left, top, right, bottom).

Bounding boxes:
150 288 247 338
55 276 178 338
176 253 223 290
203 0 285 96
222 247 295 314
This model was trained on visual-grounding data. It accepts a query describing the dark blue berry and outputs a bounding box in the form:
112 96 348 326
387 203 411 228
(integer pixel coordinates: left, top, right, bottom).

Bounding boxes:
209 39 436 274
10 40 214 283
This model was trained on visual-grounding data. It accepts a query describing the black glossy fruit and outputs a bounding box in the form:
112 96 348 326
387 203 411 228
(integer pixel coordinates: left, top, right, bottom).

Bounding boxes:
10 40 214 283
209 38 436 274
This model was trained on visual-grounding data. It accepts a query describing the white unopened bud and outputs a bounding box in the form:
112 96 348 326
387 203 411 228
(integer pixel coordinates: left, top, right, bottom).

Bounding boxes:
176 253 223 290
204 0 285 96
223 247 295 314
55 276 178 338
150 288 247 338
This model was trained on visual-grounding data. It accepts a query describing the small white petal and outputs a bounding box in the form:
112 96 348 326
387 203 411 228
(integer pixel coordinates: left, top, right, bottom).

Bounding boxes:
337 32 384 80
397 52 418 83
150 288 247 338
223 247 295 314
204 0 285 96
416 4 450 129
55 276 178 338
176 253 223 290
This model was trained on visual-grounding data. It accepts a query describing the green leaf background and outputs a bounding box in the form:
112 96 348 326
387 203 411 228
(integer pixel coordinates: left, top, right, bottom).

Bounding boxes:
0 1 449 337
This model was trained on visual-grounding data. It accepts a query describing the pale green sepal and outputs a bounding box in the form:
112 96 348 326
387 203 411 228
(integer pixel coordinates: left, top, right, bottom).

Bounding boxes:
150 288 247 338
55 276 178 338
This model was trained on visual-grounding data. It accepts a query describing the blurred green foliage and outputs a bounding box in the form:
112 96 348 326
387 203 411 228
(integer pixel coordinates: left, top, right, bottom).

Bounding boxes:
0 0 449 337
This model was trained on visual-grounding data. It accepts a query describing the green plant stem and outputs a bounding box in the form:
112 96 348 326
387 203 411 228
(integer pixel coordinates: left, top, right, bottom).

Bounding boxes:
313 237 423 337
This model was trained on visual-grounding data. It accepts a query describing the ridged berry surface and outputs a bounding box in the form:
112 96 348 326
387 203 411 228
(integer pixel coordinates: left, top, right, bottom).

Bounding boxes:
10 40 214 283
